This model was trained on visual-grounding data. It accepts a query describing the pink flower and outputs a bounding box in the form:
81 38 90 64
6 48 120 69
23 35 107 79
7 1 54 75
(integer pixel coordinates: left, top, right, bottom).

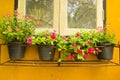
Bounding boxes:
52 31 55 35
14 10 18 14
72 43 77 47
6 14 11 18
72 53 76 58
96 48 101 53
46 34 48 38
67 55 72 60
36 20 41 26
25 36 29 40
8 28 12 32
27 39 32 45
96 26 104 32
83 54 87 59
77 49 82 54
53 30 56 33
16 28 20 32
24 15 30 20
87 40 92 44
88 47 95 54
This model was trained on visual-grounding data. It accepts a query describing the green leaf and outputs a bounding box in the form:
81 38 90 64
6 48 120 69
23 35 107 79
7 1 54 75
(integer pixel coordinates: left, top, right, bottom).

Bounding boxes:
77 54 84 60
58 59 62 62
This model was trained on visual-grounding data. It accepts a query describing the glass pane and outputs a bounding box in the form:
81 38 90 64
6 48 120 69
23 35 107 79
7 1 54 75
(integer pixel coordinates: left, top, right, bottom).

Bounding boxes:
26 0 53 28
68 0 96 29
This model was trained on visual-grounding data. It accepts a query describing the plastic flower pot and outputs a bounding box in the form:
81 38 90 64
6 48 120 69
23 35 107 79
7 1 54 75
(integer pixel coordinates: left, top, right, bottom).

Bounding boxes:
8 42 26 60
38 45 56 60
97 43 114 60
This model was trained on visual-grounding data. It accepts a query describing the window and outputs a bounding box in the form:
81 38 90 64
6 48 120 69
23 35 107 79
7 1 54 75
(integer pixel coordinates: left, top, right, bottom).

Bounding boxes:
26 0 53 28
17 0 104 35
68 0 96 29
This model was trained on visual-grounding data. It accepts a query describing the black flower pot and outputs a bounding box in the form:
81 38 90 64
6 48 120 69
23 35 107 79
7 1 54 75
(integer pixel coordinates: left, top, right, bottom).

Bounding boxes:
8 42 26 60
97 43 114 60
38 45 56 60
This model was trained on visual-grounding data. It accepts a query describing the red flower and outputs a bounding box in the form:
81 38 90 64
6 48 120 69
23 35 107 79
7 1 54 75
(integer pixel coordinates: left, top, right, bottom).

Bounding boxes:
75 33 82 38
88 47 95 54
51 32 56 40
96 48 101 53
51 34 56 40
72 53 76 58
83 54 87 59
67 55 72 60
72 43 77 47
6 14 11 18
76 33 80 37
87 40 92 44
77 49 82 54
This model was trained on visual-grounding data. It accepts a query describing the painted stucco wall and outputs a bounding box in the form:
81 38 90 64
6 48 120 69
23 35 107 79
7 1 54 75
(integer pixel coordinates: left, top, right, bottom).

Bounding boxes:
0 0 120 80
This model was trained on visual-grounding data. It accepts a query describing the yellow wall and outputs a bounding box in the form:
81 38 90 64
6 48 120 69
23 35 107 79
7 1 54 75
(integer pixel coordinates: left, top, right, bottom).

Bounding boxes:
1 0 120 80
0 0 14 18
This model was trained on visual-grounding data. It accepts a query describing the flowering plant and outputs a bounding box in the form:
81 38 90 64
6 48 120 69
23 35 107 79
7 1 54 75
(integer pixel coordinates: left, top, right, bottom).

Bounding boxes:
58 30 101 62
94 26 116 44
0 10 41 44
32 30 59 46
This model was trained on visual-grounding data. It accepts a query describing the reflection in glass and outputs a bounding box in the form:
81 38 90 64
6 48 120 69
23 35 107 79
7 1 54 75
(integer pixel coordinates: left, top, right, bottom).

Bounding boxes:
26 0 53 28
68 0 96 29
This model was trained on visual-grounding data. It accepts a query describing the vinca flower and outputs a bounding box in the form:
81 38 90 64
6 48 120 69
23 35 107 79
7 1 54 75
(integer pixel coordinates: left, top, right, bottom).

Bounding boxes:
27 39 32 45
58 30 101 62
31 30 59 46
6 14 11 18
0 10 38 44
67 54 72 60
88 47 95 54
77 49 82 54
72 43 77 47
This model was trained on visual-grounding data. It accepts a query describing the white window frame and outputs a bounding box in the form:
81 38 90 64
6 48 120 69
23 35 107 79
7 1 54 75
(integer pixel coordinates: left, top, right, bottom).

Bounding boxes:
18 0 59 34
18 0 104 35
60 0 104 35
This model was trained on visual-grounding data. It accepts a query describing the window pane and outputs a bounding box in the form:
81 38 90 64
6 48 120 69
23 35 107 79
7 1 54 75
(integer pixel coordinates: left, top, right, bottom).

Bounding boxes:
26 0 53 28
68 0 96 29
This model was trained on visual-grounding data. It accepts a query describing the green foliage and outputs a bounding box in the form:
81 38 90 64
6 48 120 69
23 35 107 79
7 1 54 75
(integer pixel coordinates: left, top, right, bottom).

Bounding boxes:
32 30 59 46
93 27 116 44
58 30 101 62
57 28 116 62
0 11 39 44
